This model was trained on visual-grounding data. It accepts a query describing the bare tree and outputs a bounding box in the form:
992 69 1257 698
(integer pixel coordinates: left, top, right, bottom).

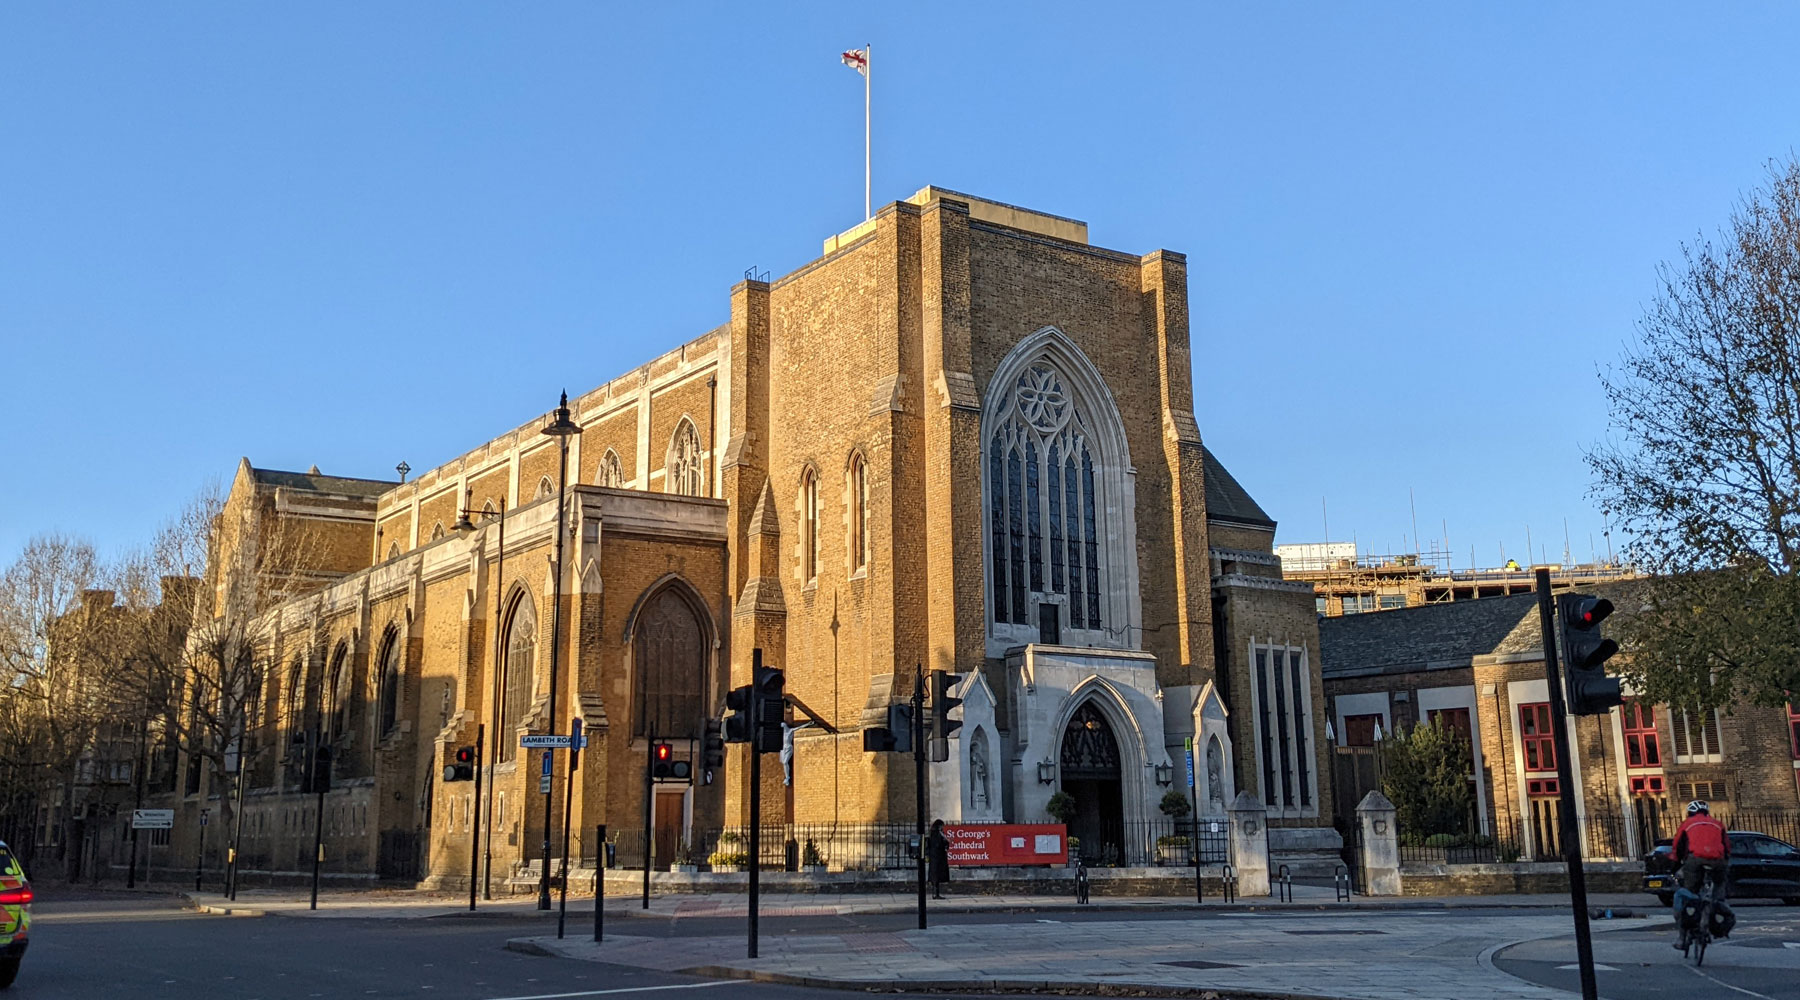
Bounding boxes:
0 533 118 868
1589 158 1800 709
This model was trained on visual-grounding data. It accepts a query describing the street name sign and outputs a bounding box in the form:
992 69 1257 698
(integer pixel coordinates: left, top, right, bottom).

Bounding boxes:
131 809 175 830
520 734 573 748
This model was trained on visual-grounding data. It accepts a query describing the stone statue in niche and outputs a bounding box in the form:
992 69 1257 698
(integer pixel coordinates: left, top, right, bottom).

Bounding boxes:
1206 736 1225 806
969 729 992 811
780 721 814 786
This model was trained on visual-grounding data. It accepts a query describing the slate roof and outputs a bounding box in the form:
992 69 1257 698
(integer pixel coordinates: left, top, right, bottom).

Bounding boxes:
252 467 395 498
1319 593 1540 679
1202 447 1274 528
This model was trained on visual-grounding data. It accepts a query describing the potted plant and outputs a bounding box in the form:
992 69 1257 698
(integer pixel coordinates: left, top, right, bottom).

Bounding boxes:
708 831 748 873
1065 836 1082 867
1155 834 1190 866
1047 791 1079 865
801 839 827 874
671 842 698 874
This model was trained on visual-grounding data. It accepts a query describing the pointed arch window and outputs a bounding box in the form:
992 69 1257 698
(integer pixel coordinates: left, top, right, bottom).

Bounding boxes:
846 452 869 574
535 476 555 500
327 642 351 741
430 522 445 541
982 345 1130 644
799 467 820 583
497 593 536 763
376 630 402 740
668 418 705 496
633 587 706 739
598 449 624 488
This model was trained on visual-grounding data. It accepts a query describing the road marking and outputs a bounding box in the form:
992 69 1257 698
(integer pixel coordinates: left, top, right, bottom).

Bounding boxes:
483 983 734 1000
1556 964 1618 972
1685 964 1777 1000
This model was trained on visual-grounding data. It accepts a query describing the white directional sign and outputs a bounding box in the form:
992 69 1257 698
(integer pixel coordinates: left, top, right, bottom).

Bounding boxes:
131 809 175 830
520 735 573 749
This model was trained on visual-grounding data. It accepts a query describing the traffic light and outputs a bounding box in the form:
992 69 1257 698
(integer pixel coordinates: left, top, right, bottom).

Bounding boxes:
724 685 752 743
929 671 964 762
702 718 726 770
753 663 785 754
651 741 674 778
443 745 476 783
1557 592 1623 716
862 703 914 753
308 744 333 794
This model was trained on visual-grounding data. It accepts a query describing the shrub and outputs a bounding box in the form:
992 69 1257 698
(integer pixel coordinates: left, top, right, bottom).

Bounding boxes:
802 839 824 867
1155 835 1190 848
1046 790 1078 824
1159 789 1193 819
1424 833 1458 848
1379 718 1475 838
707 849 748 867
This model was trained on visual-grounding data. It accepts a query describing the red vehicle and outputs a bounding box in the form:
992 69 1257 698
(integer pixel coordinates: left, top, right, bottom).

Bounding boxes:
1643 830 1800 907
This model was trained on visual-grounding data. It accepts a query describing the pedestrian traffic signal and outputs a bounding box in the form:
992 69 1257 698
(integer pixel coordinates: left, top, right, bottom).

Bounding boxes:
702 718 726 769
724 684 753 743
1557 592 1623 716
753 662 785 754
649 741 690 781
862 703 914 754
929 671 964 762
443 745 476 783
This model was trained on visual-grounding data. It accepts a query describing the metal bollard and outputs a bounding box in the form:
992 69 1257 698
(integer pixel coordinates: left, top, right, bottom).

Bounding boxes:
1075 863 1090 905
1334 864 1352 902
1275 864 1293 902
1221 864 1238 905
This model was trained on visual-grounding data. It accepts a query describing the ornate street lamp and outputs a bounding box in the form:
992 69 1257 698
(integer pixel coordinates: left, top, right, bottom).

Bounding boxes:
536 392 579 911
453 489 505 907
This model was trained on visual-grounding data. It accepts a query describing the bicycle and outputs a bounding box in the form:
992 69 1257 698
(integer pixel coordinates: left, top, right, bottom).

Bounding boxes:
1677 872 1718 967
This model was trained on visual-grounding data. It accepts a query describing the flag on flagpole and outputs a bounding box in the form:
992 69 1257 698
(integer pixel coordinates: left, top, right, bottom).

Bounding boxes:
841 47 868 76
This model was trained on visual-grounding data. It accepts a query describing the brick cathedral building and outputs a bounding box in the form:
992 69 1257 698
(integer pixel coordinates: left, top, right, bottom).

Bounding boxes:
159 188 1335 886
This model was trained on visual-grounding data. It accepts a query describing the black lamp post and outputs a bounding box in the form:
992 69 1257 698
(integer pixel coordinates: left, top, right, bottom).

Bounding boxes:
453 488 505 907
537 391 579 910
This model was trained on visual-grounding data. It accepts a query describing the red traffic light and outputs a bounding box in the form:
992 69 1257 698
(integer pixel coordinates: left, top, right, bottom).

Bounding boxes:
1570 596 1614 629
454 746 475 765
654 742 672 761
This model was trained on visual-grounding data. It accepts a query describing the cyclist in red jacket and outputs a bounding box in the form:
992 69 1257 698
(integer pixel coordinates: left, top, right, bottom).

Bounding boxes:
1673 800 1729 900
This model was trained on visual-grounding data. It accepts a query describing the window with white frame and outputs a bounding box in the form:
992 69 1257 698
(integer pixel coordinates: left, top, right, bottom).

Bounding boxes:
846 452 868 574
667 418 705 496
598 449 624 488
1669 705 1723 763
1250 641 1316 814
798 467 819 583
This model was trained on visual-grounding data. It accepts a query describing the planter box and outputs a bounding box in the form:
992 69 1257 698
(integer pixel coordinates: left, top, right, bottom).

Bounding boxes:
801 865 828 875
671 864 698 873
710 864 742 873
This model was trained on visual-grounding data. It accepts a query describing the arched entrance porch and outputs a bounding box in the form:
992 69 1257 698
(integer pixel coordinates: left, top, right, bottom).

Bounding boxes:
1059 700 1123 864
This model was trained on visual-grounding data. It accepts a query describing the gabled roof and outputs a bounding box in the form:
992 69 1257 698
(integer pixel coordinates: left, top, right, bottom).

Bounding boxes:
1202 447 1274 528
251 467 394 498
1319 593 1540 679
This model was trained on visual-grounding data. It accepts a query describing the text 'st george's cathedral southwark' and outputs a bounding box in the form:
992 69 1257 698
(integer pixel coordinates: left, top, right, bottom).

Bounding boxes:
181 188 1336 887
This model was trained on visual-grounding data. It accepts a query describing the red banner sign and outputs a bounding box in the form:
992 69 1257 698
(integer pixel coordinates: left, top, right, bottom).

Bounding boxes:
943 823 1068 866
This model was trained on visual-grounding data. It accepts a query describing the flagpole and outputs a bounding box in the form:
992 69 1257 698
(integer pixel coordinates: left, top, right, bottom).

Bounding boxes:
864 43 871 221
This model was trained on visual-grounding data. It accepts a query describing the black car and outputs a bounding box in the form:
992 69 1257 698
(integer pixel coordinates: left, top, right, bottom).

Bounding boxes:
1643 831 1800 905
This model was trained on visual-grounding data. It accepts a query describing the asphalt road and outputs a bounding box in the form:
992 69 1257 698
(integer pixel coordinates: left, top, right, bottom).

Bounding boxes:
1493 901 1800 1000
9 888 841 1000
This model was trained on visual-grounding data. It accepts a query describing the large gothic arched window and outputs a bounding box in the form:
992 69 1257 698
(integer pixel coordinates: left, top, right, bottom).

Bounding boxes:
982 331 1135 649
632 586 706 739
497 593 536 763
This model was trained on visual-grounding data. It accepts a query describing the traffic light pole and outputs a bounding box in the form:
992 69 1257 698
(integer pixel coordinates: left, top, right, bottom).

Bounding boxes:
749 723 762 959
469 724 483 912
642 722 654 910
309 727 325 911
914 669 927 931
557 717 579 938
1535 568 1598 1000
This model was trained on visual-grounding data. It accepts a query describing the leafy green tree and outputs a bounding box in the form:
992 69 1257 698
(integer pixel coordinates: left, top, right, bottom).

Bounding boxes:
1589 158 1800 710
1379 719 1473 838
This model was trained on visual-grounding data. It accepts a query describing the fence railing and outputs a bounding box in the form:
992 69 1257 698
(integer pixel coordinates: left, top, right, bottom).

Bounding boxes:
599 818 1230 872
1399 802 1800 866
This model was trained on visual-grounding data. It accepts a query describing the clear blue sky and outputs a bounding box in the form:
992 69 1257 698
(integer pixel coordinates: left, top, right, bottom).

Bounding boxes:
4 3 1796 572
